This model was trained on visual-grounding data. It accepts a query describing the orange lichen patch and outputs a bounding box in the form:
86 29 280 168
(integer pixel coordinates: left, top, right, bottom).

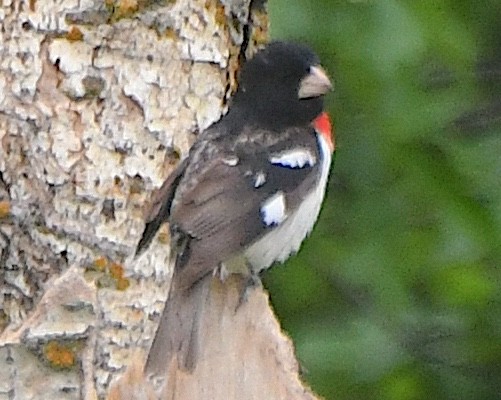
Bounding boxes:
165 27 178 40
109 262 130 291
87 258 130 290
44 341 76 369
85 257 109 283
0 200 10 219
109 262 125 280
67 26 83 42
116 0 139 17
93 256 108 271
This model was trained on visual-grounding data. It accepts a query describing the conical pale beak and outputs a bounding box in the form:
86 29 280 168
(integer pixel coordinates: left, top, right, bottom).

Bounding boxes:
298 66 332 99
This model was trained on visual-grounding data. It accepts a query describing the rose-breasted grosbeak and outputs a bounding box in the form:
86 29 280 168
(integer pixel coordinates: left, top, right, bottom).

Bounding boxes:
136 41 333 375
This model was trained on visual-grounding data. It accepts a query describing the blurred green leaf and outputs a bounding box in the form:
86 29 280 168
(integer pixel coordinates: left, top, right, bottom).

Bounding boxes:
266 1 501 399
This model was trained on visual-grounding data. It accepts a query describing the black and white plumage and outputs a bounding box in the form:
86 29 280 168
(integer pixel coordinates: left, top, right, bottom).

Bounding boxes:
136 41 334 375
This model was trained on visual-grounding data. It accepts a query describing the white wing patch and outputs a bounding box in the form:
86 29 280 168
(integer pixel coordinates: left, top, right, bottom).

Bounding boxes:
245 133 333 272
222 156 239 166
270 148 316 168
254 171 266 188
261 192 287 226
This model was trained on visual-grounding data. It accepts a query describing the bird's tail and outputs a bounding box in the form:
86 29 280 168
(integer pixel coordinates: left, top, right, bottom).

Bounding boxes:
144 274 211 376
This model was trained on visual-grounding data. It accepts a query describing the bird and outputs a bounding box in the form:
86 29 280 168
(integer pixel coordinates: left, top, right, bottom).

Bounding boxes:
136 41 334 376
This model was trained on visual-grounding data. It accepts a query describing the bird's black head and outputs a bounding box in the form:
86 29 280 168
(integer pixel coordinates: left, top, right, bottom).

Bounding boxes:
231 41 332 131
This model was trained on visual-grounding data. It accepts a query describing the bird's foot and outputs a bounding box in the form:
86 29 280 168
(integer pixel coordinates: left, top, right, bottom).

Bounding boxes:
235 273 262 312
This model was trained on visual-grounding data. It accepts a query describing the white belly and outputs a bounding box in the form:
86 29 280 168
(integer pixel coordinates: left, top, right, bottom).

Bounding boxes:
244 134 332 272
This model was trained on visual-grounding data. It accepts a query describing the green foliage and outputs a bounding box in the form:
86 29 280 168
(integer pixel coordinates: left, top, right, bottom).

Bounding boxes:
265 1 501 399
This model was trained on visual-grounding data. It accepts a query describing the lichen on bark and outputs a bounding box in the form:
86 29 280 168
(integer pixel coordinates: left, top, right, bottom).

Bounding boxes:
0 0 318 399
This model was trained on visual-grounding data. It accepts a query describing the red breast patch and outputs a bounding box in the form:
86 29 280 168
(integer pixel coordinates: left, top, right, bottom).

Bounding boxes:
313 112 335 152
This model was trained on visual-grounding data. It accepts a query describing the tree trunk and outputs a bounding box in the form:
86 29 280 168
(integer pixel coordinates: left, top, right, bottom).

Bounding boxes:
0 0 319 399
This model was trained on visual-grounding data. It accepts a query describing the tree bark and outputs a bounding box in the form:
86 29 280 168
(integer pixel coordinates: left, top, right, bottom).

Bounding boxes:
0 0 319 399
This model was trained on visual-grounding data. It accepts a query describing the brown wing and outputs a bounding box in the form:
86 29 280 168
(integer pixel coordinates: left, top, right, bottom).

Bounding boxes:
135 158 189 256
169 127 322 290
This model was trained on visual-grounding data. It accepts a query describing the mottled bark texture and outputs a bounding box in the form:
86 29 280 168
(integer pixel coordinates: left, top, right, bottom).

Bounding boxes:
0 0 318 399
